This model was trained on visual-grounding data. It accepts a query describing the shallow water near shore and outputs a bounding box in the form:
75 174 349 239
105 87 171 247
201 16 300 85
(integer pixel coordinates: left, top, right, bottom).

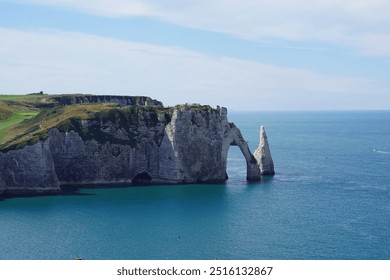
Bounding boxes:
0 111 389 259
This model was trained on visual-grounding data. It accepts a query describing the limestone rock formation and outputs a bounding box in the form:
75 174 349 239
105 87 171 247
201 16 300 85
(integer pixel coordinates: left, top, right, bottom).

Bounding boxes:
0 96 273 196
254 125 275 176
0 141 60 195
51 95 163 107
164 105 261 183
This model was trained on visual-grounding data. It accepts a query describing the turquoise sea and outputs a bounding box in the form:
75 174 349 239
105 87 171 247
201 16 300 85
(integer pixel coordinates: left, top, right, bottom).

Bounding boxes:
0 111 389 260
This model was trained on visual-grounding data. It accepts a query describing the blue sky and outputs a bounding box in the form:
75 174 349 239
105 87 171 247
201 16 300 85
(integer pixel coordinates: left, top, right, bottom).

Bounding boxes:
0 0 389 110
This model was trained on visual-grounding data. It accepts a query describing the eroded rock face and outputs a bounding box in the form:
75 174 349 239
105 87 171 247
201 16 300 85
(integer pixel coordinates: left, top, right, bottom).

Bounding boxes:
164 105 261 182
52 95 163 107
0 142 60 195
254 125 275 176
0 103 270 195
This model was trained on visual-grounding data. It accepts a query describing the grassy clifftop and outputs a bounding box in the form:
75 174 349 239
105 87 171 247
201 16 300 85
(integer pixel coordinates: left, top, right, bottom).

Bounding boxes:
0 94 170 152
0 103 14 120
1 103 115 150
0 94 45 144
0 94 220 152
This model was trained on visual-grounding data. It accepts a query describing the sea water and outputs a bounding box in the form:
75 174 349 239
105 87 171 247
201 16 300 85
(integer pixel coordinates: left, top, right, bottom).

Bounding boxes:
0 111 389 260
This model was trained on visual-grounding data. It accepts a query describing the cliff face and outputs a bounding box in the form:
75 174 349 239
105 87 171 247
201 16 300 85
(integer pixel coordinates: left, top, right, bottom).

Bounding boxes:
0 97 274 195
0 141 60 194
163 105 261 183
51 95 163 107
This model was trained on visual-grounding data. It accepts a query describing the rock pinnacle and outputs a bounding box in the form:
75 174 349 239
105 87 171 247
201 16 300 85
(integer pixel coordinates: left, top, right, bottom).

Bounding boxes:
254 125 275 176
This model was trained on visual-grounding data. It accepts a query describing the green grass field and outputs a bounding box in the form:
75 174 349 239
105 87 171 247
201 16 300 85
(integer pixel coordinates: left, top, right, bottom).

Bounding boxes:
0 111 38 142
0 104 14 120
0 94 42 100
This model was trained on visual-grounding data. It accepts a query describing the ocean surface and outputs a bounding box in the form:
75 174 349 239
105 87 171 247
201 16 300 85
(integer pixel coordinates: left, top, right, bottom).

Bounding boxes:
0 111 389 260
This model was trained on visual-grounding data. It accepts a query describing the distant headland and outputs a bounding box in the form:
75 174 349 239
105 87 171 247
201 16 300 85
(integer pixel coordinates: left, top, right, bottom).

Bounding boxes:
0 94 274 197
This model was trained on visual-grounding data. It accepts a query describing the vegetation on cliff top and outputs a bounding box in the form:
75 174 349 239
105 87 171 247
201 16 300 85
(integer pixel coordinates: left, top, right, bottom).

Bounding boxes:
0 94 221 152
0 103 14 120
0 94 45 143
0 111 38 141
0 94 169 151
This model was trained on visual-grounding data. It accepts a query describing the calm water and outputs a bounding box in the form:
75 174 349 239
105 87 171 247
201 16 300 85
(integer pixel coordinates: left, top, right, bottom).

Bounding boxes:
0 111 389 260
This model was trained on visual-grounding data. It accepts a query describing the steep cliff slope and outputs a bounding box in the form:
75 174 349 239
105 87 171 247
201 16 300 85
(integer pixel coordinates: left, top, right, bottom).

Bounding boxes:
0 94 274 196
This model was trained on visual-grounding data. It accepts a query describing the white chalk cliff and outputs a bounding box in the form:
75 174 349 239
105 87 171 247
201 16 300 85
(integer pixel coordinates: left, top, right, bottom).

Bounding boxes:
0 98 275 196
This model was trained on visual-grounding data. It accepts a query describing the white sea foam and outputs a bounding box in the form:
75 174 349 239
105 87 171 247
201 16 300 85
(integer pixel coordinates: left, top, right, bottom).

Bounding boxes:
373 149 390 154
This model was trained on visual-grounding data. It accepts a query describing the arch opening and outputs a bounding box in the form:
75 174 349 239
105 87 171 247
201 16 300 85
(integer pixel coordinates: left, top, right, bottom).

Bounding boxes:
226 145 248 182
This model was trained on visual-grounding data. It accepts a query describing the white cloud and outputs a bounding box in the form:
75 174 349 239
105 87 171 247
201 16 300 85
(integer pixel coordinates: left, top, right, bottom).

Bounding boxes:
9 0 154 17
7 0 390 56
0 28 385 110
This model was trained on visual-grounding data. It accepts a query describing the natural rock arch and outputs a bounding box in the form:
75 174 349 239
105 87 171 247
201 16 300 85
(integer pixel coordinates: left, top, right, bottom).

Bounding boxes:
227 123 261 181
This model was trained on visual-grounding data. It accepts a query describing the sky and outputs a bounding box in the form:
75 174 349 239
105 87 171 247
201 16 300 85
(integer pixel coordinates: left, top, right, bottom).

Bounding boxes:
0 0 389 110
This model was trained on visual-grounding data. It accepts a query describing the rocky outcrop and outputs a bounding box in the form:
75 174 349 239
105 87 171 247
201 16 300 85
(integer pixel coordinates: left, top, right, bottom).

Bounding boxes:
254 125 275 176
0 100 274 196
51 95 163 107
0 141 60 195
163 105 261 182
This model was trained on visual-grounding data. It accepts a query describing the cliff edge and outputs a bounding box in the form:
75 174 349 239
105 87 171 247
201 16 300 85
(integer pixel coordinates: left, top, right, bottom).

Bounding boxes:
0 95 274 196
